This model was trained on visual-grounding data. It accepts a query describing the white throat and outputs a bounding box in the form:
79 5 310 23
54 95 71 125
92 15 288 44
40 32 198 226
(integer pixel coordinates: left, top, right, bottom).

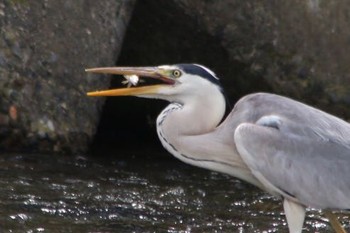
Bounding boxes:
155 84 226 162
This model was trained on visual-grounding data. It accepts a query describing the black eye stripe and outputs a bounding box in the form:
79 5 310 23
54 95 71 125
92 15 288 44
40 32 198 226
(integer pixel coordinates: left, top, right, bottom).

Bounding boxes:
176 64 221 86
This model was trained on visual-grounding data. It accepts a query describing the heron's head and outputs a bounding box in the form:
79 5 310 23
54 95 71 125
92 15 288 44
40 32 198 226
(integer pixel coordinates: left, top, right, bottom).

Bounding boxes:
86 64 224 104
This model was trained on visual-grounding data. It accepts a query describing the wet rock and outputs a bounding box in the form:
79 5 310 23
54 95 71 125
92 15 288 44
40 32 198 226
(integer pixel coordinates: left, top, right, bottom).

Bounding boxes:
0 0 136 153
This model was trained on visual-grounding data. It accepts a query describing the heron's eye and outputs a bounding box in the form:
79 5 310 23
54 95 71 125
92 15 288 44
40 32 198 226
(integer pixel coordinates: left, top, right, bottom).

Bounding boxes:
172 69 182 78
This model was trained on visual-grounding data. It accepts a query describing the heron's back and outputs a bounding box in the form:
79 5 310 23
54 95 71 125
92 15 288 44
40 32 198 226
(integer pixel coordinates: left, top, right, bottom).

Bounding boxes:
222 93 350 209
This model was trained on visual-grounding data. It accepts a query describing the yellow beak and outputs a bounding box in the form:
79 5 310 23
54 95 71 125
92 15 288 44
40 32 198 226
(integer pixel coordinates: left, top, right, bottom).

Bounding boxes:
85 67 174 97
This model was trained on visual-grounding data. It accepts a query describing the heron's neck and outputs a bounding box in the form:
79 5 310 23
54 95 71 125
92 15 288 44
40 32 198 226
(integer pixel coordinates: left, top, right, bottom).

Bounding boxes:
156 97 261 187
158 92 226 137
156 90 226 161
156 92 262 188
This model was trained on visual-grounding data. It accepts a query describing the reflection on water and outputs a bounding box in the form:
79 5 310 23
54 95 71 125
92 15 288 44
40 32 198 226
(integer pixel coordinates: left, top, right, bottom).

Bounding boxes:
0 152 347 232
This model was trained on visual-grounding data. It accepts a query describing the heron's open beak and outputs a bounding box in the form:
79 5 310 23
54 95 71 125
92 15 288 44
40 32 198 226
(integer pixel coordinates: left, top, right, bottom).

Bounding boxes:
85 67 175 97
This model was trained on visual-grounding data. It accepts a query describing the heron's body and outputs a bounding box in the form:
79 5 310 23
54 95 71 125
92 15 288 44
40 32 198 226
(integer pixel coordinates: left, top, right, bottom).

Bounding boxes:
86 64 350 232
158 92 350 209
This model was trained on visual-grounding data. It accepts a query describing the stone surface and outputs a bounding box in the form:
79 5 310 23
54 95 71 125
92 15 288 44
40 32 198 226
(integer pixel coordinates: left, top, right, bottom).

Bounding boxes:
171 0 350 117
0 0 135 153
114 0 350 117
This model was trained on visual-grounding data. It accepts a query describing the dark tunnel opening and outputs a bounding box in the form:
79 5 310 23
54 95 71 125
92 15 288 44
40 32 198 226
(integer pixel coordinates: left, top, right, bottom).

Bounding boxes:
89 1 271 157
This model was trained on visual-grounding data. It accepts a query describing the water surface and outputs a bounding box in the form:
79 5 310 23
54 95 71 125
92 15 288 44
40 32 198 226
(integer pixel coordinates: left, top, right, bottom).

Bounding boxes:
0 152 347 232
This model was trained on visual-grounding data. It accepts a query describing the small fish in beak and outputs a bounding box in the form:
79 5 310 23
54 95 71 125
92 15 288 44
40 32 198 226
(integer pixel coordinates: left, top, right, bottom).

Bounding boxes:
122 75 140 87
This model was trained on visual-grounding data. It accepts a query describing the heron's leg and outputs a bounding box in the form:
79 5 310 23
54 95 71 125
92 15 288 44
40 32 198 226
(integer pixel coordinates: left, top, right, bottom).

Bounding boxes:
323 210 347 233
283 199 305 233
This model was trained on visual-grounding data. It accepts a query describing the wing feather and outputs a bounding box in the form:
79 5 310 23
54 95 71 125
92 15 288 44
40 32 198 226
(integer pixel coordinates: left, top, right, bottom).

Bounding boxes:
234 122 350 209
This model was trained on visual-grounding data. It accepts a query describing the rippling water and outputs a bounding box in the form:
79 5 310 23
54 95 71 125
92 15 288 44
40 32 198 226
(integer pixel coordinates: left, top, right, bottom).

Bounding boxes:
0 152 347 232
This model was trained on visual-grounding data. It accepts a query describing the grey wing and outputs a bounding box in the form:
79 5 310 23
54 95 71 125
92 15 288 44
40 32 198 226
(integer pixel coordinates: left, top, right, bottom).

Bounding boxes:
234 121 350 210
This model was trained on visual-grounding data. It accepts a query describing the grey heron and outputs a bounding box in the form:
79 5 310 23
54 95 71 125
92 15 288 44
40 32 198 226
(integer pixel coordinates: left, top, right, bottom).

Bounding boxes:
86 64 349 233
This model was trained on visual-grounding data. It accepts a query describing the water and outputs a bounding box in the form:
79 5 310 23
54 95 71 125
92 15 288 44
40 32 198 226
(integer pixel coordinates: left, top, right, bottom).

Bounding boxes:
0 152 347 232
